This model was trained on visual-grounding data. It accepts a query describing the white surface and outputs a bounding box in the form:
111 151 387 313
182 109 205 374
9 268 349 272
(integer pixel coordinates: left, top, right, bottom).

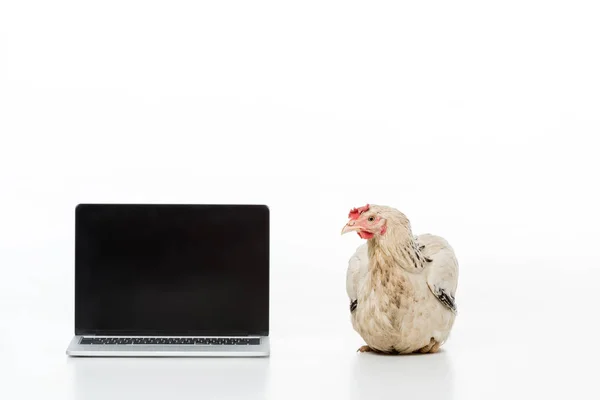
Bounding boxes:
1 1 599 399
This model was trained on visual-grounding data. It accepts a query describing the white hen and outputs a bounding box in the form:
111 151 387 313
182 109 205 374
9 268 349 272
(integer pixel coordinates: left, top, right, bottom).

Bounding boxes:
342 204 458 354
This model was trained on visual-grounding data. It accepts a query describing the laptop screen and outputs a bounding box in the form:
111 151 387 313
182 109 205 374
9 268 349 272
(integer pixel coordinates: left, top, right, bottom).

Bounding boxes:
75 204 269 336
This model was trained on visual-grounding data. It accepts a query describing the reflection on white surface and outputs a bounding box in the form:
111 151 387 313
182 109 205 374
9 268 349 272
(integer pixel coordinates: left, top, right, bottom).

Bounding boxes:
68 357 270 400
351 351 454 400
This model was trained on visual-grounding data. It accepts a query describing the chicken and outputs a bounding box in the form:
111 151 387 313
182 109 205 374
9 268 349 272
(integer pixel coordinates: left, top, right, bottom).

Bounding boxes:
342 204 458 354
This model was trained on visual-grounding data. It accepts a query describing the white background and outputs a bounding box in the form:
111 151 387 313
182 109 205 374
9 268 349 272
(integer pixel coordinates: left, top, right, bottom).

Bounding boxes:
1 1 599 399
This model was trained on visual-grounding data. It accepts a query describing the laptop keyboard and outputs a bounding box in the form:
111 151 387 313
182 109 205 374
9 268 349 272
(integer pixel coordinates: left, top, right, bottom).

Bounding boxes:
79 337 260 345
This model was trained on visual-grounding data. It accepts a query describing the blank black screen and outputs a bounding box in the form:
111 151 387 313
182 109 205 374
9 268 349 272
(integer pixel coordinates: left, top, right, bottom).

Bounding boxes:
75 204 269 336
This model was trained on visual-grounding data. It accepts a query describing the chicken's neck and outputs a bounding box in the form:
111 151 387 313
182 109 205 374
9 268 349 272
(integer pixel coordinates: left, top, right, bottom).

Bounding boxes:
368 227 426 274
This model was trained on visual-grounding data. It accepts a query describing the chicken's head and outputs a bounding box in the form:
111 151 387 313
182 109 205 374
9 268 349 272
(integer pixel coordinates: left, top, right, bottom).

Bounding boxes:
341 204 387 239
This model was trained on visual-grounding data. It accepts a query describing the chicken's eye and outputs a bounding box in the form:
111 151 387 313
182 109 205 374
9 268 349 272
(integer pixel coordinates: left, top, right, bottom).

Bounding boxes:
368 216 375 222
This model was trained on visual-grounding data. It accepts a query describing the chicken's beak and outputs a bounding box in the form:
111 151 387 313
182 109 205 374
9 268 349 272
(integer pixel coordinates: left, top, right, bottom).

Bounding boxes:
341 222 360 235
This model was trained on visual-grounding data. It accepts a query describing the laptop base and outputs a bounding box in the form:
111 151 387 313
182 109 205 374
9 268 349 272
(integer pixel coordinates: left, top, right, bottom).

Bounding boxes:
66 336 270 357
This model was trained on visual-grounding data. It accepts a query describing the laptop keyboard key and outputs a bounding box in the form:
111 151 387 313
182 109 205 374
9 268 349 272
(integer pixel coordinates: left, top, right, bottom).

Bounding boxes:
80 337 260 345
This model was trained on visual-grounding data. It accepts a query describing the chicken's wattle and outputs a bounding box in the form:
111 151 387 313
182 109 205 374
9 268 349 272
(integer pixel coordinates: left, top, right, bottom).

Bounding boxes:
357 231 374 239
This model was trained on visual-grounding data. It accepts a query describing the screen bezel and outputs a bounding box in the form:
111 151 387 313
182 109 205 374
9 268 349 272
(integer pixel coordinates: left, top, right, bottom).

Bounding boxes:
74 203 270 337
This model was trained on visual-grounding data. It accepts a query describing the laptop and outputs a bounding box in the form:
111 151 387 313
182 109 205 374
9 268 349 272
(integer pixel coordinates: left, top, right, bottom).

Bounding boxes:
66 204 270 357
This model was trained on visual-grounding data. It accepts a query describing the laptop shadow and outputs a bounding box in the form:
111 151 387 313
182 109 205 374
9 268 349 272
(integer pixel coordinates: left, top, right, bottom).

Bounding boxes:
68 357 270 400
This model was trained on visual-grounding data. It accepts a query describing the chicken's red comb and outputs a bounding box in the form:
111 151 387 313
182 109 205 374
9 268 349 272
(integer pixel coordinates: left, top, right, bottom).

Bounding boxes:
348 204 370 220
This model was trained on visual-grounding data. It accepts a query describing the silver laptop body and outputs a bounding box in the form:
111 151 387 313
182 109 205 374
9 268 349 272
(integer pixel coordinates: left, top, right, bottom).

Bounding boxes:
66 204 270 357
66 335 270 357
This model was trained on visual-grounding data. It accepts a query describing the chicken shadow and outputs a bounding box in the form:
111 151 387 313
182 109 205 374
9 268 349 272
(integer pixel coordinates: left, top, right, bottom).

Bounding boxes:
351 350 455 400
